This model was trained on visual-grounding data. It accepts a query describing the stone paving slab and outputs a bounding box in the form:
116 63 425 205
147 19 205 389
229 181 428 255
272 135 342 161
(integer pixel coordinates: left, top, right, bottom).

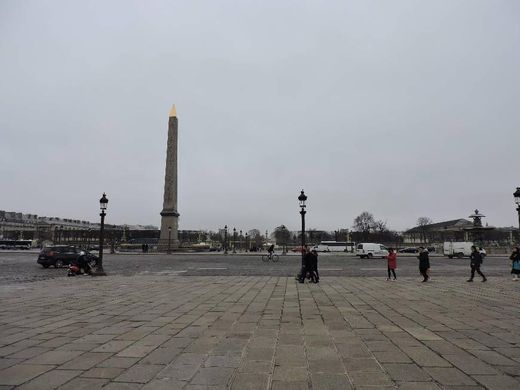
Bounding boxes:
1 275 520 389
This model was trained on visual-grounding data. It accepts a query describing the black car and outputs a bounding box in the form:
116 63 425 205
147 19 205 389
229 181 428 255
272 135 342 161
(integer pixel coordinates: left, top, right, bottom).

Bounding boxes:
398 247 419 253
37 246 98 268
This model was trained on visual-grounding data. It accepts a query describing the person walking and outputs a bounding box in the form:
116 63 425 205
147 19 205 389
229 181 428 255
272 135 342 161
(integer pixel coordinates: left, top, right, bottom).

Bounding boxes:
309 249 319 283
467 245 487 282
510 247 520 281
385 248 397 280
297 245 310 283
417 247 430 282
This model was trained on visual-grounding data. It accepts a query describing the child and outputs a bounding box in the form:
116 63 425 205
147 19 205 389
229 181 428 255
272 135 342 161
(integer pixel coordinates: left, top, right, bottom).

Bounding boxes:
385 248 397 280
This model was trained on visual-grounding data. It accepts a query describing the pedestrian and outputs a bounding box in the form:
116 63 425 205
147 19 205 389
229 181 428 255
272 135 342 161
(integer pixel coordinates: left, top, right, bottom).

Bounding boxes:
297 245 310 283
510 247 520 281
385 247 397 281
309 249 319 283
467 245 487 282
417 246 430 282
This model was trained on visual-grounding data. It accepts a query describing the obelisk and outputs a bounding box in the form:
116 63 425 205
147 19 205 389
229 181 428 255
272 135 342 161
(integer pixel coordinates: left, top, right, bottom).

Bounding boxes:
159 104 180 250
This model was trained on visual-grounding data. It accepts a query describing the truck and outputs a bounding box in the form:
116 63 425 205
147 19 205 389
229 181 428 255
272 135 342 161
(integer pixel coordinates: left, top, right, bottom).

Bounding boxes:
443 242 474 259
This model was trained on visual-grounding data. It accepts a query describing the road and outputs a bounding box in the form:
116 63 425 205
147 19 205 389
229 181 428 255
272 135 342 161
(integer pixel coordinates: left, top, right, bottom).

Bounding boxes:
0 250 513 285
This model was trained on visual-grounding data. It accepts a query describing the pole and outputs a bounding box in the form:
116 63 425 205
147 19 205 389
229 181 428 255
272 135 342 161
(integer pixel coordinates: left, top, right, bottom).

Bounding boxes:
517 207 520 244
233 228 237 254
224 226 228 254
95 210 106 275
300 207 306 267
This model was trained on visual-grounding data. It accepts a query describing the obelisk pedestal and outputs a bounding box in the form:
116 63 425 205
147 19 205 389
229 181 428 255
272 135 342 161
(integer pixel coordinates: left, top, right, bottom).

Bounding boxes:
159 105 180 251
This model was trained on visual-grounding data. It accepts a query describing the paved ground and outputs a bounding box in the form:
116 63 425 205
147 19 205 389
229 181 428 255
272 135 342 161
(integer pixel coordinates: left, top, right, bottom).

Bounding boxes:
0 251 514 284
1 253 520 389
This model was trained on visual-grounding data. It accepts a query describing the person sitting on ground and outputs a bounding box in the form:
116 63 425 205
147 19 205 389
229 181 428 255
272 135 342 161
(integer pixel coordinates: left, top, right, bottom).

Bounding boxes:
76 251 90 274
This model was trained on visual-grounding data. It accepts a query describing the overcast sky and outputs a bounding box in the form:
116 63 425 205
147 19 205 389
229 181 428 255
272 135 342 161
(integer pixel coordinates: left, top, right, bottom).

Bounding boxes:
1 0 519 233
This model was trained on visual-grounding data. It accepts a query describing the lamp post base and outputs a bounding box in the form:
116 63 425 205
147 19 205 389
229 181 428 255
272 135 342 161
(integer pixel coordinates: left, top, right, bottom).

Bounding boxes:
91 268 107 277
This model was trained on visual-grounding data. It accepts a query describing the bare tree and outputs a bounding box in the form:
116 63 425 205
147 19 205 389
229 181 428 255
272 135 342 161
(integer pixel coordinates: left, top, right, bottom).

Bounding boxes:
353 211 375 240
274 225 291 253
416 217 433 243
374 220 388 233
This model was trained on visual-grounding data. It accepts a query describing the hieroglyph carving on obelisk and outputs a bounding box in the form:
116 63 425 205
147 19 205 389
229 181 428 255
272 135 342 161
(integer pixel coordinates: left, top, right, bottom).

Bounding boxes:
159 105 180 250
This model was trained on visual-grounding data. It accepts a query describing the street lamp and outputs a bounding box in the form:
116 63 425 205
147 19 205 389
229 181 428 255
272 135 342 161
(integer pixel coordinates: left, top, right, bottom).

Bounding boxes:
298 190 307 267
233 227 237 254
224 225 228 254
245 232 249 252
239 230 243 252
514 187 520 242
168 226 172 254
93 193 108 276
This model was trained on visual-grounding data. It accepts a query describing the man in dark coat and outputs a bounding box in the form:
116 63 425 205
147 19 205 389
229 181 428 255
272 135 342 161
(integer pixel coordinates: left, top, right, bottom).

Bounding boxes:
297 246 311 283
309 250 319 283
468 246 487 282
417 247 430 282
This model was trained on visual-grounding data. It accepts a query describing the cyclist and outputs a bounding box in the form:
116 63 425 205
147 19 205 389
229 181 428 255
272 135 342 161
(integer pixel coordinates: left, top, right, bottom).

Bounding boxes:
267 244 275 257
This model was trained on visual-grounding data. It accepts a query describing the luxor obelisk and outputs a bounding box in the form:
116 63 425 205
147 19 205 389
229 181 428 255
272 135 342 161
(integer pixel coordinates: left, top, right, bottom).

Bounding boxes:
159 104 180 250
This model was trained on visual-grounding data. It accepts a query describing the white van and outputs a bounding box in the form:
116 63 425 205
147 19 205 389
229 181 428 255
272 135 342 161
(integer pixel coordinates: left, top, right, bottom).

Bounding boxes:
443 242 474 259
356 243 389 259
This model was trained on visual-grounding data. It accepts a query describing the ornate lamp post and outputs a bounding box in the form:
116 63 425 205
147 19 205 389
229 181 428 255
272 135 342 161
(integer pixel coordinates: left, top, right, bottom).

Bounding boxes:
298 190 307 267
233 227 237 254
93 193 108 276
245 232 249 252
168 226 172 254
239 230 243 252
224 225 228 254
514 187 520 242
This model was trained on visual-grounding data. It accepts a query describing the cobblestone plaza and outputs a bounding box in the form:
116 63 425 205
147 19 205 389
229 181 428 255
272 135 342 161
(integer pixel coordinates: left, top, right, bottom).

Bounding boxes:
1 253 520 389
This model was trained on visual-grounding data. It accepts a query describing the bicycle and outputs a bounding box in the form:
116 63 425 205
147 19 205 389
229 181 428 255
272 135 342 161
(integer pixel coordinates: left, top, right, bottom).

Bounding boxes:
262 252 279 262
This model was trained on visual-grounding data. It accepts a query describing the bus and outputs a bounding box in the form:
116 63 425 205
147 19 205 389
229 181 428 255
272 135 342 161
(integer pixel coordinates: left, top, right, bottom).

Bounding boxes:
313 241 355 253
0 240 33 249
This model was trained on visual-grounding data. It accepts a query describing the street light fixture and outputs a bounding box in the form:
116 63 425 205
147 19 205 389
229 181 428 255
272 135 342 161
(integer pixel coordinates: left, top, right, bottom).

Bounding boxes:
239 230 242 252
298 190 307 268
233 227 237 254
245 232 249 252
93 192 108 276
168 226 172 254
224 225 228 254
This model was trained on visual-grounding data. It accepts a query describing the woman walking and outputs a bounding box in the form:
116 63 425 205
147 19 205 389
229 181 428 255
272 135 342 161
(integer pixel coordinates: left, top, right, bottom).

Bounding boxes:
417 247 430 282
386 248 397 280
510 247 520 281
467 246 486 282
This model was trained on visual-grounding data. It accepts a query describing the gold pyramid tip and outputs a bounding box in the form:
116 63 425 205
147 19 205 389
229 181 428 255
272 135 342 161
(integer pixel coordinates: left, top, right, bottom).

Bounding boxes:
169 104 177 118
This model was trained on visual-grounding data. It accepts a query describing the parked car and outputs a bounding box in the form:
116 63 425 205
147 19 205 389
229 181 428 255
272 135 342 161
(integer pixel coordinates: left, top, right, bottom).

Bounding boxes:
291 246 306 253
37 246 98 268
356 243 388 259
398 247 419 253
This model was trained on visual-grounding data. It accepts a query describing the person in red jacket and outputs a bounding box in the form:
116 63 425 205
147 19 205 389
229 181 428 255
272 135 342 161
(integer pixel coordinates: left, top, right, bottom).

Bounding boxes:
386 248 397 280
